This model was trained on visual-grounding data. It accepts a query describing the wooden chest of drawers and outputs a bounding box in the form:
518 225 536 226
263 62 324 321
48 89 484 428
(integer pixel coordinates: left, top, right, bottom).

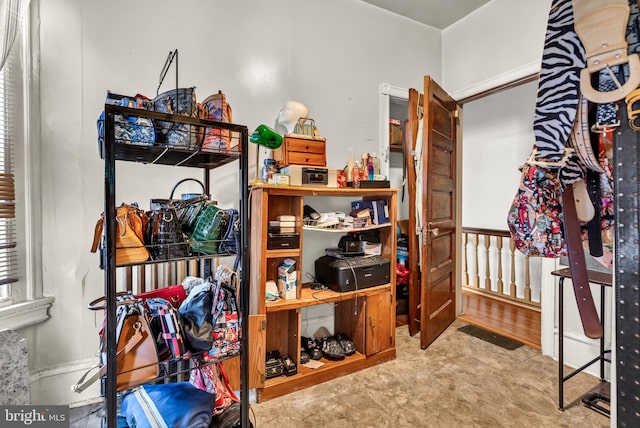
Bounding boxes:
273 134 326 167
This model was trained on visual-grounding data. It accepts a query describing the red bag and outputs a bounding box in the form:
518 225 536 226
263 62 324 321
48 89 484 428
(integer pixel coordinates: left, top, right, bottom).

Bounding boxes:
136 284 187 309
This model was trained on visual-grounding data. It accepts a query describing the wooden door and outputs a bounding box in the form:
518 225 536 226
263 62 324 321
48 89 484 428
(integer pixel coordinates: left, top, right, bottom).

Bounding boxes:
419 76 459 348
365 292 393 355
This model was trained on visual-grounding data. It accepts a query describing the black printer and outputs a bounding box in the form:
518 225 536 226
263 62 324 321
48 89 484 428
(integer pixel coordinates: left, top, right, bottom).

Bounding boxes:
314 255 390 293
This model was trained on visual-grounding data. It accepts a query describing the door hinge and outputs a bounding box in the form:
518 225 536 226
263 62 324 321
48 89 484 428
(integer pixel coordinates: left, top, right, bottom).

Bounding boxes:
454 109 459 118
260 373 265 383
261 320 267 330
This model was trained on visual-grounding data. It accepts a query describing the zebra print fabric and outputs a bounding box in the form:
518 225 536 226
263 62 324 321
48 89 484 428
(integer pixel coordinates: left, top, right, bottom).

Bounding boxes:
533 0 585 165
532 0 586 187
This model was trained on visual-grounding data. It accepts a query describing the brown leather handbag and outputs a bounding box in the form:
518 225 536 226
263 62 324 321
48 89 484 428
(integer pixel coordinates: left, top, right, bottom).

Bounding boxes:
91 203 150 266
72 295 159 393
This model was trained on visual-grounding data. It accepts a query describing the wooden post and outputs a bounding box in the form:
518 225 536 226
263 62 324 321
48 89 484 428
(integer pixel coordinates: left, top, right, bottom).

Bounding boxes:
510 240 517 299
473 233 480 288
497 236 504 295
524 256 532 302
463 232 469 286
484 234 491 292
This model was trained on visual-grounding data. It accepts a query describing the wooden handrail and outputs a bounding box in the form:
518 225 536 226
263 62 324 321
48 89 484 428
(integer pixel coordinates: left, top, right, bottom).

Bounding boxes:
462 227 511 238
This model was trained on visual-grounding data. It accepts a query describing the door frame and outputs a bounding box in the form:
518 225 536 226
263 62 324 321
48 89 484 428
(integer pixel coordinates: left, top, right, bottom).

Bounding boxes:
378 82 464 319
378 83 410 178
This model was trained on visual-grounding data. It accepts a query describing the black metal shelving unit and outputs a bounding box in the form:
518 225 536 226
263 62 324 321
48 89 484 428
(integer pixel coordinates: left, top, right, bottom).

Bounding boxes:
101 104 250 427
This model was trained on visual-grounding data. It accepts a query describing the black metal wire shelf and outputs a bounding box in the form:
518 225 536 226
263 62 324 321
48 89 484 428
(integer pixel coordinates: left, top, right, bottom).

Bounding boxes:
101 104 245 168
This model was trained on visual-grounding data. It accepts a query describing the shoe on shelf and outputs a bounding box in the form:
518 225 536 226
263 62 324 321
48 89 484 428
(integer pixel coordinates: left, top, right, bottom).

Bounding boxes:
304 205 320 220
301 336 323 360
319 336 345 360
335 333 356 356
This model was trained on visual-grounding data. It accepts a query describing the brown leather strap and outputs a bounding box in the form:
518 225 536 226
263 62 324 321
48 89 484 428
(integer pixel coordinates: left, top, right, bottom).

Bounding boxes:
87 292 139 310
90 215 104 253
561 184 603 339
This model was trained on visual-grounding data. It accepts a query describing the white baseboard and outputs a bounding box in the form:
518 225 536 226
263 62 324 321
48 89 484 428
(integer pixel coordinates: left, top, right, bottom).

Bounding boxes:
552 330 611 380
30 358 260 408
30 358 102 407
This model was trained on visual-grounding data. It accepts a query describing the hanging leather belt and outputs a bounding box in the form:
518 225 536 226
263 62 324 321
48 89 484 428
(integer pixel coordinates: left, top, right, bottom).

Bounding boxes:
561 184 603 339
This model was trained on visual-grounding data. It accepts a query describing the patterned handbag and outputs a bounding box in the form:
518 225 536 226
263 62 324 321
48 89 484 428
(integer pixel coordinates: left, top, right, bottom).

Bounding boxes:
97 92 155 155
145 297 187 360
201 91 235 152
507 162 567 258
205 266 240 360
188 362 239 417
153 87 199 148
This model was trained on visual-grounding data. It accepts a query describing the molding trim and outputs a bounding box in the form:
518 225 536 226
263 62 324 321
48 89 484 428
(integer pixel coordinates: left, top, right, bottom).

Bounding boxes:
25 0 43 300
379 83 408 98
540 258 557 356
30 358 102 407
551 329 609 379
0 296 54 330
30 357 98 383
449 60 541 102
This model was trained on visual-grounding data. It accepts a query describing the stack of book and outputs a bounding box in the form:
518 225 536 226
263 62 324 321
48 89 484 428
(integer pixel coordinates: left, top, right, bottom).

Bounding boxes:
269 215 297 234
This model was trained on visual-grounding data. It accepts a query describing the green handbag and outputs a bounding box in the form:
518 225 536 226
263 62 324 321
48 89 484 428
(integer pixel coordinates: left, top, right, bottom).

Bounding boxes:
190 204 229 255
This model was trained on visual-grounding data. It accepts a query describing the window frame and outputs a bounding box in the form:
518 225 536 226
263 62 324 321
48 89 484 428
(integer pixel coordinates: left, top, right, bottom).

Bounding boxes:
0 0 53 330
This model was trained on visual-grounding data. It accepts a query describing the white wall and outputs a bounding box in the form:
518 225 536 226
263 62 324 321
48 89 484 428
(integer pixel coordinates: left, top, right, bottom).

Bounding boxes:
442 0 551 99
444 0 611 378
30 0 441 405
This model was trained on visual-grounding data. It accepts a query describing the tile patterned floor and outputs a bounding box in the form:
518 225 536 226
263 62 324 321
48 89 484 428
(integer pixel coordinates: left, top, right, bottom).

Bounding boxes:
71 320 609 427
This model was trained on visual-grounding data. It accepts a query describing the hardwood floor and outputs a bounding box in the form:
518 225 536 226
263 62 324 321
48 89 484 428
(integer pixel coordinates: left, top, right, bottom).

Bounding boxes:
458 290 541 349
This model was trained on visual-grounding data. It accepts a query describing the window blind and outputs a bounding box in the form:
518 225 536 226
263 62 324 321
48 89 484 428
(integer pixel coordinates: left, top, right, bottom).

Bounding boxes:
0 38 18 289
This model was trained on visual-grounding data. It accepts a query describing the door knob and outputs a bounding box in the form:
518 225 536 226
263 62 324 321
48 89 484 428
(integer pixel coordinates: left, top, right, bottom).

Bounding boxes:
428 223 439 236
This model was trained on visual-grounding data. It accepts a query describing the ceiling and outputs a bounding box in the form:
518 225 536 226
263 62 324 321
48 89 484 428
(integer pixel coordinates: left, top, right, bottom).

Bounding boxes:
361 0 491 29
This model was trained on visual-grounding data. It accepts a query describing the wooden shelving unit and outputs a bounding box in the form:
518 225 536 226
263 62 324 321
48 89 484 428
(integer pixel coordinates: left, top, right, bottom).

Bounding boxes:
248 184 398 401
